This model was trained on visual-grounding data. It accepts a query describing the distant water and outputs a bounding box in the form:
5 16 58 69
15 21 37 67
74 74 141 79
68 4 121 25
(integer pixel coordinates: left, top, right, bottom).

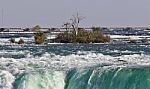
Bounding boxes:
0 43 150 89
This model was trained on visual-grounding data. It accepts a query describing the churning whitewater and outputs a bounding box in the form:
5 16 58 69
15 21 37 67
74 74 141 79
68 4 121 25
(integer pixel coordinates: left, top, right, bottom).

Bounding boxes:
0 44 150 89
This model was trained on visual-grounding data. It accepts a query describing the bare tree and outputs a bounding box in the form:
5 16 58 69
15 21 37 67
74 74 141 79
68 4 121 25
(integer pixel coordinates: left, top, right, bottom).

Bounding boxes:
61 13 84 35
70 13 85 35
62 22 71 32
62 13 85 36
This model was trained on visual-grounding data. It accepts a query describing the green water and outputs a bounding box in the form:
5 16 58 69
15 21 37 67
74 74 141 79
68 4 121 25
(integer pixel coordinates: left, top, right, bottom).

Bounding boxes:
65 67 150 89
11 67 150 89
13 71 65 89
0 44 150 89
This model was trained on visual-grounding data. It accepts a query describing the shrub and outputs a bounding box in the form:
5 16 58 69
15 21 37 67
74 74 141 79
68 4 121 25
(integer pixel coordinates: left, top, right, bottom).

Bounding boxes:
34 31 45 44
32 25 46 44
54 27 110 43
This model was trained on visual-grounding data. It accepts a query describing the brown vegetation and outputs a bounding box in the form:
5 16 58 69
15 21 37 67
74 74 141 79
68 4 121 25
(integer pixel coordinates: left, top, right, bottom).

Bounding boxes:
54 13 111 43
54 27 110 43
32 25 46 44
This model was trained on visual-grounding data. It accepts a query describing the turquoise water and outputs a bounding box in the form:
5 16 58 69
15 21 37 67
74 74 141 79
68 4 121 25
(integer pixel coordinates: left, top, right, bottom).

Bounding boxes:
65 67 150 89
0 43 150 89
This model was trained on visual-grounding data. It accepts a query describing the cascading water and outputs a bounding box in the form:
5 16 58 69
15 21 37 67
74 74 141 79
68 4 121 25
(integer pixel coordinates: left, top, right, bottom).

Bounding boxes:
0 44 150 89
13 71 65 89
65 67 150 89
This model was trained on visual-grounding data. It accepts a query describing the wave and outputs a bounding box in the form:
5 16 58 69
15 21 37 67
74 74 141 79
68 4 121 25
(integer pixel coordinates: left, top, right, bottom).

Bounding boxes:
0 70 14 89
4 66 150 89
13 71 65 89
1 51 150 75
65 67 150 89
1 51 150 89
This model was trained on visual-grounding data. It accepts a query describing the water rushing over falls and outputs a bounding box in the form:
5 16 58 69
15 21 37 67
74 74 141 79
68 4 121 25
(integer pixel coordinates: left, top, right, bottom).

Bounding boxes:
0 43 150 89
65 67 150 89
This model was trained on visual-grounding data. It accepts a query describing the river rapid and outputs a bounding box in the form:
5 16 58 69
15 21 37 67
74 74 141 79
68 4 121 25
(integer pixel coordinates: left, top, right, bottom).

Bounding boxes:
0 43 150 89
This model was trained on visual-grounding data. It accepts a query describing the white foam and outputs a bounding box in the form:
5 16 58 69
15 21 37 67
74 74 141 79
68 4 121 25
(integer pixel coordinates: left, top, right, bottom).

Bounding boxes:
0 51 150 89
15 71 65 89
0 51 149 73
0 70 14 89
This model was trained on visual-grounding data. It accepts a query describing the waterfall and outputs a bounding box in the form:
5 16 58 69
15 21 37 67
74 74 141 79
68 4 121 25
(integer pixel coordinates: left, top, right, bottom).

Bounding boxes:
13 71 65 89
65 67 150 89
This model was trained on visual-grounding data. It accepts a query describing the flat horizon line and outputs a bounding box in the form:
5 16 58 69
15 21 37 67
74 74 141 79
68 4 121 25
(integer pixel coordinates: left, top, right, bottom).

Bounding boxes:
0 26 150 29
